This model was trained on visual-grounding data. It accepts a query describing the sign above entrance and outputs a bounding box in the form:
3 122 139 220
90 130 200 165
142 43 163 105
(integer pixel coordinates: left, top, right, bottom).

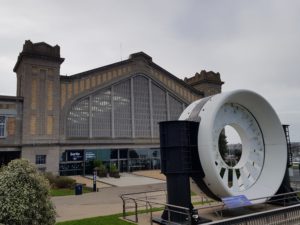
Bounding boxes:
67 150 84 161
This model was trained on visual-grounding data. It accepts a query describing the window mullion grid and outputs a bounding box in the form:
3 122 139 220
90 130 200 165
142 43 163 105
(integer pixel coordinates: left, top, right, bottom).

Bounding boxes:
131 78 135 138
111 86 115 138
166 92 170 120
149 79 154 138
89 96 92 138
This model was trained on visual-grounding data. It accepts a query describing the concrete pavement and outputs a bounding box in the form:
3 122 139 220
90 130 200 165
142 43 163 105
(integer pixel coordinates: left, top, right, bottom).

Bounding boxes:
86 172 165 187
53 173 166 222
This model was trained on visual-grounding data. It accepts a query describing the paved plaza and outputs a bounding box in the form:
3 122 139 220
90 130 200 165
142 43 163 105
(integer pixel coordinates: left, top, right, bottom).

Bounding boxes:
53 172 166 222
53 169 300 223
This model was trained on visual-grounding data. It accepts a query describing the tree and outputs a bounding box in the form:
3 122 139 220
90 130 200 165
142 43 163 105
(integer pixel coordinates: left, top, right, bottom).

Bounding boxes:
0 159 55 225
218 129 228 160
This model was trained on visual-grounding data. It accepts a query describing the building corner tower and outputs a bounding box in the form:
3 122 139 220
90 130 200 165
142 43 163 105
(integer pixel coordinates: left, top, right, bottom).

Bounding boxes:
184 70 224 96
13 40 64 173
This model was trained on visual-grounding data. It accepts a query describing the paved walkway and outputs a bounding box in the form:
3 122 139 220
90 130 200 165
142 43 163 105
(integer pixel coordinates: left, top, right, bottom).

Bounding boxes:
53 169 300 223
69 176 111 188
86 172 165 187
53 172 166 222
133 170 166 181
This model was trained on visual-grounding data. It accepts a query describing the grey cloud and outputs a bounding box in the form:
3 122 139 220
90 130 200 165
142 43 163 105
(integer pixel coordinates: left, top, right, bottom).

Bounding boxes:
0 0 299 140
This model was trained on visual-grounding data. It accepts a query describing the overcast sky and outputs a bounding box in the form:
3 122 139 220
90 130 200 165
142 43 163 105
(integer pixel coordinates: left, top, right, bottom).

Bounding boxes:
0 0 299 141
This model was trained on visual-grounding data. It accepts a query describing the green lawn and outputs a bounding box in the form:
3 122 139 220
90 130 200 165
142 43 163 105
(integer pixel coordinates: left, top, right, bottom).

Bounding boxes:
50 187 93 197
55 201 213 225
56 213 134 225
191 191 197 196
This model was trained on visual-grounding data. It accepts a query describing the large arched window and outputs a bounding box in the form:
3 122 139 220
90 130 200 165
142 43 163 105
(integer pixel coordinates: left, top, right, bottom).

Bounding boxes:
66 75 187 138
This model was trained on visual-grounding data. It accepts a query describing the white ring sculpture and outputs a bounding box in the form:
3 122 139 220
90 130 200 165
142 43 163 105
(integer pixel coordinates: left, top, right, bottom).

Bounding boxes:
179 90 287 203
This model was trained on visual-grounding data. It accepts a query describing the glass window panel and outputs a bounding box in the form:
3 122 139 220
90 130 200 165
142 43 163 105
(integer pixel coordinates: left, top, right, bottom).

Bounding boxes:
133 76 151 137
110 149 118 159
120 149 128 159
152 84 167 137
91 89 112 137
169 95 184 120
66 98 89 137
85 150 97 161
129 149 139 159
36 155 46 164
0 116 5 137
150 149 161 158
114 80 132 137
130 148 150 159
97 149 111 161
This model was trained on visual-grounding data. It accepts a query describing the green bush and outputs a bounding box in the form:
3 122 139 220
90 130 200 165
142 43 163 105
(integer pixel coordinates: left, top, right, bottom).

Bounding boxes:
93 160 107 177
93 160 103 168
54 176 76 189
44 172 57 187
44 172 75 189
0 159 55 225
109 164 120 178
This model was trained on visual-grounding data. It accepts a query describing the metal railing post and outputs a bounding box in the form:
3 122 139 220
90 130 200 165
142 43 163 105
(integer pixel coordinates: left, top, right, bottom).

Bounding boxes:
167 206 171 223
120 195 126 219
135 200 138 223
187 208 192 225
148 202 153 225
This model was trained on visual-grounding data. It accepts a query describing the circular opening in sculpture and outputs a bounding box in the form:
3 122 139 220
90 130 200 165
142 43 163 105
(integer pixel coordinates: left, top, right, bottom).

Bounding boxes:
218 125 242 168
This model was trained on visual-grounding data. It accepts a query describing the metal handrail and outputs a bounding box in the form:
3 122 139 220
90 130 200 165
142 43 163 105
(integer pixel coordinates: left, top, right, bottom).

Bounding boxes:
120 189 300 225
120 189 166 198
204 202 300 225
120 189 191 224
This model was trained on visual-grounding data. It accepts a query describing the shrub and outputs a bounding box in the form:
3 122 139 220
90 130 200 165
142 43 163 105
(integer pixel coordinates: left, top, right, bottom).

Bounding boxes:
93 160 103 169
0 159 55 225
109 164 120 178
44 172 57 187
54 176 76 189
44 172 75 189
93 160 107 177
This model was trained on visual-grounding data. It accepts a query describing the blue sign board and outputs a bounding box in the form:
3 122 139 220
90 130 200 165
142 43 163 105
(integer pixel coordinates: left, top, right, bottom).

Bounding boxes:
221 195 252 209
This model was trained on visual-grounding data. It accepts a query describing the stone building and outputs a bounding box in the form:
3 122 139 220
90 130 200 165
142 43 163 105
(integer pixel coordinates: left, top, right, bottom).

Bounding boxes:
0 40 223 175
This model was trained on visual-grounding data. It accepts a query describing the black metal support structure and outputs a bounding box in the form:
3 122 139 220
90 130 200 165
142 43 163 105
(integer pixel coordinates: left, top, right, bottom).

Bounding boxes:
153 121 211 225
270 125 299 205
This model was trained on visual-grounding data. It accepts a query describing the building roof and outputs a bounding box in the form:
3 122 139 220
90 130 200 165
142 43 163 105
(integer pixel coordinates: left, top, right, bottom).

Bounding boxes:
60 51 204 96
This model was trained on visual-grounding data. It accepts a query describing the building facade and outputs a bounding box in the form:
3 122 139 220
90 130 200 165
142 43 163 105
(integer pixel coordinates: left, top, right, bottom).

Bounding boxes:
0 40 223 175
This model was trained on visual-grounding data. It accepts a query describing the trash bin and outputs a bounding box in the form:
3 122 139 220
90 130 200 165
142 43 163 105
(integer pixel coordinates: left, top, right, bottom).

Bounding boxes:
75 183 83 195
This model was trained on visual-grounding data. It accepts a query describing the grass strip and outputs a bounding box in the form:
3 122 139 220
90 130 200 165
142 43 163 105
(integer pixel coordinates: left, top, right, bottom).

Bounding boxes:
50 187 93 196
55 200 214 225
56 213 134 225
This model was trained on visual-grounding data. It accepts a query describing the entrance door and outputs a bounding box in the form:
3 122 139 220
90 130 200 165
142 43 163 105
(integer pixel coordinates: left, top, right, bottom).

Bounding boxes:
119 160 128 172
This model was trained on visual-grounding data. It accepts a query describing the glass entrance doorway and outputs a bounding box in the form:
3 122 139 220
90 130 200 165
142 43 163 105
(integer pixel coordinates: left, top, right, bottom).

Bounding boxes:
119 159 128 172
